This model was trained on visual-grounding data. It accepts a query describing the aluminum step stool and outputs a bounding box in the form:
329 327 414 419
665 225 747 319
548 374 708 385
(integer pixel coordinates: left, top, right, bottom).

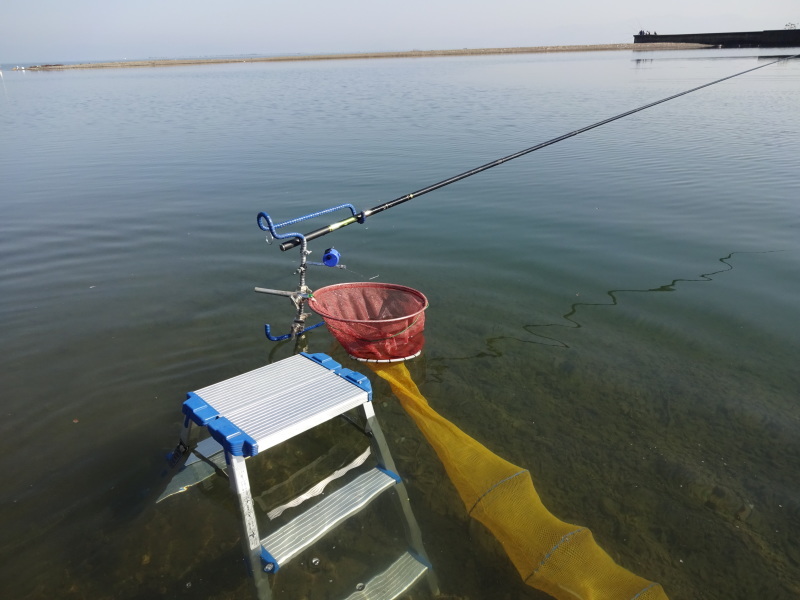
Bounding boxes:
172 352 438 600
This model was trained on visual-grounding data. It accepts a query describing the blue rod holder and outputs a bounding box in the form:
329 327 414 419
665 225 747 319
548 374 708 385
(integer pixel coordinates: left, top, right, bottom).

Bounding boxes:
257 204 359 245
264 321 325 342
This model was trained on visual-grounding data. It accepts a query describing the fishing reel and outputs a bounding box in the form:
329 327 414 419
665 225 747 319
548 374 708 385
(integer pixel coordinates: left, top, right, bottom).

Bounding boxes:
255 204 358 341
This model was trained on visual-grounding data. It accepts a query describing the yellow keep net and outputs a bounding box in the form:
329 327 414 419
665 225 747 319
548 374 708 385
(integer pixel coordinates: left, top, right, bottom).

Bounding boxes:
368 362 668 600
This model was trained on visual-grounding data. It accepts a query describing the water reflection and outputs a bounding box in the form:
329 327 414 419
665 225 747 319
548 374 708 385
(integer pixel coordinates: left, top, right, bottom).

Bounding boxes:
1 47 798 600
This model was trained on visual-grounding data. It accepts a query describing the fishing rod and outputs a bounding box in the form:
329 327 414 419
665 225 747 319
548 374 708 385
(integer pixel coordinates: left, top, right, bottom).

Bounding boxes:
279 51 799 251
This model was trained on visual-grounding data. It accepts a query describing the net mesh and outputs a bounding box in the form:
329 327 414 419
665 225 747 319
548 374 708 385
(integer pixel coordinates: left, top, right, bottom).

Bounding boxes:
368 362 668 600
309 283 427 362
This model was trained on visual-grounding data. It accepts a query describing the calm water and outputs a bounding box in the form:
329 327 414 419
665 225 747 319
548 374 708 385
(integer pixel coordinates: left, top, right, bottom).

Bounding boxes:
1 48 799 600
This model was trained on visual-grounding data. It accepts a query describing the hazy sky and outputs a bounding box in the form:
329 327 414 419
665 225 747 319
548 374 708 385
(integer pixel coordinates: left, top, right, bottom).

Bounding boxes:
2 0 797 63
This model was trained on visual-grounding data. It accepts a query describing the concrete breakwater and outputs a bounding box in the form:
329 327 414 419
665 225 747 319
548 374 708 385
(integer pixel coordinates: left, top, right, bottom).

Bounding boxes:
634 29 800 47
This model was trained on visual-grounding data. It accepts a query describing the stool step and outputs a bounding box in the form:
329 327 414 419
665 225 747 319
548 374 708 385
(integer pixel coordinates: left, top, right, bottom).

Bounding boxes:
342 552 429 600
260 467 399 572
182 353 371 457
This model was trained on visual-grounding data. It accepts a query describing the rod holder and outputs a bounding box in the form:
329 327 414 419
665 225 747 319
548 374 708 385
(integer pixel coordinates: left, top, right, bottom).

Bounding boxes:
264 321 325 342
256 205 360 342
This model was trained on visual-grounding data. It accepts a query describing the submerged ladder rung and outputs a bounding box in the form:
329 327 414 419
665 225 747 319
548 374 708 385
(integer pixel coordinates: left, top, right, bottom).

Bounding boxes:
342 551 429 600
260 467 399 572
184 436 224 467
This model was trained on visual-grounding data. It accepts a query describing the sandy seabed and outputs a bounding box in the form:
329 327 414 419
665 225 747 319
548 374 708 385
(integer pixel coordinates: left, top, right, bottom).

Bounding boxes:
27 43 710 70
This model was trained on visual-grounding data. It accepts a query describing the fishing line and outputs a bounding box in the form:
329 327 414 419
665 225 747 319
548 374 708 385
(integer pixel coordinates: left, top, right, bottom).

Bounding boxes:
309 262 379 281
280 52 799 251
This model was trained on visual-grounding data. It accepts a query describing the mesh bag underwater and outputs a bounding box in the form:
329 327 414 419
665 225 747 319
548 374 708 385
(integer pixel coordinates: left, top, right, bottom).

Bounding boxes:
368 362 669 600
308 282 428 362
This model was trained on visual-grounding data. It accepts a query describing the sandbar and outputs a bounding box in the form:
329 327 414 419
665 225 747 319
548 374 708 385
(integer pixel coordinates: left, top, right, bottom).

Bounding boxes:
27 43 710 71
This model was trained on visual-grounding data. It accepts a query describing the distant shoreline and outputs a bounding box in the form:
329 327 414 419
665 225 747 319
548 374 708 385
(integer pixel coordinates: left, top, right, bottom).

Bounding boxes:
26 43 710 71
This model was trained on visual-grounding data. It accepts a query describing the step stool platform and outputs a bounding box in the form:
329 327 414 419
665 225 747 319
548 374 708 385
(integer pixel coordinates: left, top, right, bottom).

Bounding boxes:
182 353 371 457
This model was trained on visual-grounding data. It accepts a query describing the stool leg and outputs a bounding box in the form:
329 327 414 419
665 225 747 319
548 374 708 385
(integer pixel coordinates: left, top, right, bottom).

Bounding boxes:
362 403 440 596
227 452 272 600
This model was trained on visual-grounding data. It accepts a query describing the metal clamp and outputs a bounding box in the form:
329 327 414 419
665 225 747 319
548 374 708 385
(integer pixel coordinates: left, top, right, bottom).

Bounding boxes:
254 287 324 341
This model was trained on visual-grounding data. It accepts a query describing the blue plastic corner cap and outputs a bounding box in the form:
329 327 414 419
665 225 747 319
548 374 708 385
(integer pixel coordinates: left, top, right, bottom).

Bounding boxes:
376 465 402 483
260 547 280 573
207 417 258 457
408 549 432 570
182 392 220 425
301 352 342 372
337 367 372 397
322 248 341 267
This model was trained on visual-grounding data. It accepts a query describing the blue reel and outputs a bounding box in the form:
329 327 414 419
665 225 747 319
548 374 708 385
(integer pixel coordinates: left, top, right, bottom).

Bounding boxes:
322 248 341 267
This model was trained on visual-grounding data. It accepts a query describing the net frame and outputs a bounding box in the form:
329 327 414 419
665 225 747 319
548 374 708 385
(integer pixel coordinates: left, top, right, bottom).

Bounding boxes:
308 282 428 362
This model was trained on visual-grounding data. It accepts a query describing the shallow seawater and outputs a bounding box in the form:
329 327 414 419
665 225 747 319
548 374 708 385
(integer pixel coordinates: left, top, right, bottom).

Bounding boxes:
1 48 799 599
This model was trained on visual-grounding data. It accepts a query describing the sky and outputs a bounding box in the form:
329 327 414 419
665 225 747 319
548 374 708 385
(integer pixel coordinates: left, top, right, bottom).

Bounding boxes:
1 0 797 64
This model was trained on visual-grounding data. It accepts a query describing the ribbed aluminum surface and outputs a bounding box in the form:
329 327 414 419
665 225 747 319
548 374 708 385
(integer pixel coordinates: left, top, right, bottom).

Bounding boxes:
192 354 368 452
261 468 395 567
343 552 428 600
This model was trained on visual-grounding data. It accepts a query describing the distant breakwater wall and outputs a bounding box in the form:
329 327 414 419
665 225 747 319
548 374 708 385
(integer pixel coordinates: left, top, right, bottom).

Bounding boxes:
634 29 800 48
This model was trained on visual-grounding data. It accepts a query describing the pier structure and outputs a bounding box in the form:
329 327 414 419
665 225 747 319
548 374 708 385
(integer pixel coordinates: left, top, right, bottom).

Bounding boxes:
634 29 800 48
